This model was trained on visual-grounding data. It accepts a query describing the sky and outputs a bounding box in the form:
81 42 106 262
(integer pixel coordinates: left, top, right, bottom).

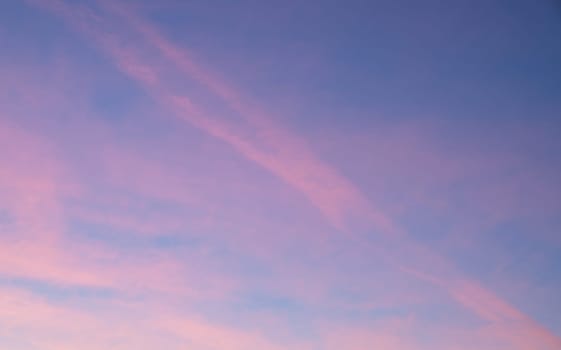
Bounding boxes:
1 0 561 349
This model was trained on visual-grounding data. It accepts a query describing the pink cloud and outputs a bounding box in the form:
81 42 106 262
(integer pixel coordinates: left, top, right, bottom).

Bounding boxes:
324 328 417 350
1 286 290 350
0 119 67 243
8 1 560 348
159 316 295 350
0 120 239 300
29 0 560 344
90 7 559 347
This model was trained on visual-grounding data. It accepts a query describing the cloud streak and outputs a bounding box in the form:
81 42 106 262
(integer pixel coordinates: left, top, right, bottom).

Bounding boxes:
4 0 560 348
65 3 561 348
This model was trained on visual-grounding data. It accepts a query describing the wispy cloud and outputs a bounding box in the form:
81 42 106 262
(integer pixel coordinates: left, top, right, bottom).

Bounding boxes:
63 3 561 348
2 0 559 348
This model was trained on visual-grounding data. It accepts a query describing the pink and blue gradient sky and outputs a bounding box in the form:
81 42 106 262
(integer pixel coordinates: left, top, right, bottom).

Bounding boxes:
1 0 561 349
